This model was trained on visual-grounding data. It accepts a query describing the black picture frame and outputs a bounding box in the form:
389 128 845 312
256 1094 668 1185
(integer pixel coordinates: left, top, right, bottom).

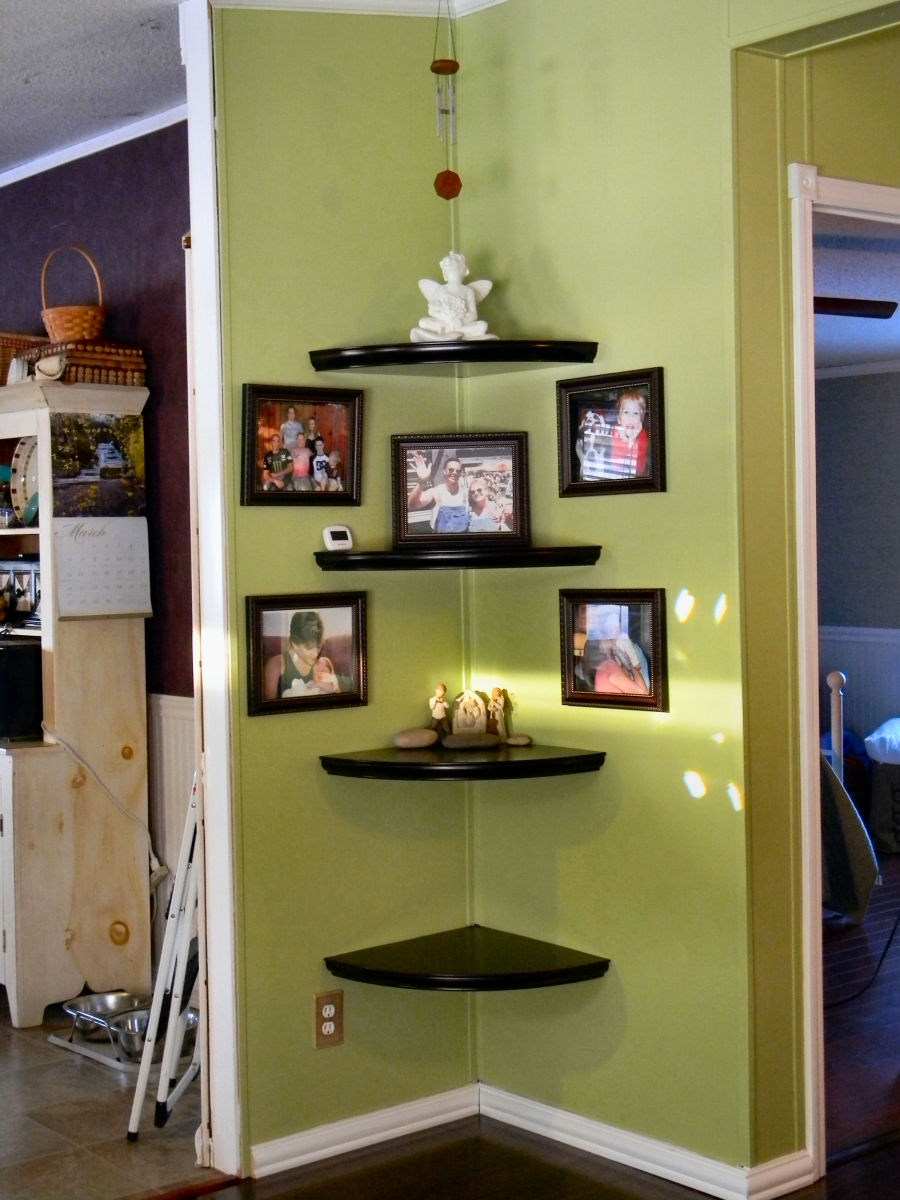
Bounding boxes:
557 368 665 496
559 588 668 711
246 592 367 715
391 432 529 548
241 383 362 505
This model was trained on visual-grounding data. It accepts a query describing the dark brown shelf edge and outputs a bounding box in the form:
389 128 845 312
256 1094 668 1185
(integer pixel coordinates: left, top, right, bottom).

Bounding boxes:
315 545 602 571
309 339 598 372
319 744 605 781
324 925 611 992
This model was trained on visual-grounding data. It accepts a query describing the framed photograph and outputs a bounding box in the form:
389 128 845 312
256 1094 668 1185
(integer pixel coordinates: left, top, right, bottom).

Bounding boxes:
559 588 668 711
246 592 367 715
557 368 665 496
241 384 362 505
391 432 529 548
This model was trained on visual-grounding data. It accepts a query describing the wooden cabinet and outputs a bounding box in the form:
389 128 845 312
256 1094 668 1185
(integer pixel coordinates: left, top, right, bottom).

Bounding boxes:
0 380 151 1026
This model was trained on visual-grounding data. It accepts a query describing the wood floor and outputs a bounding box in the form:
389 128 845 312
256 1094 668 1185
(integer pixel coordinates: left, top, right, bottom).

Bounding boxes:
2 852 899 1199
824 851 900 1159
174 1115 900 1200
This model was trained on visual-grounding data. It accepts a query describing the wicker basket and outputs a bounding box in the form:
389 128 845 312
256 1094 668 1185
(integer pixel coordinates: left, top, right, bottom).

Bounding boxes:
22 338 146 387
40 245 106 341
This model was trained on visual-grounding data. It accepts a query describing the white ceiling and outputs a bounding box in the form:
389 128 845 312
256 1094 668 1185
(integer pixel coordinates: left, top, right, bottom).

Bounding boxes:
0 0 186 178
1 0 898 371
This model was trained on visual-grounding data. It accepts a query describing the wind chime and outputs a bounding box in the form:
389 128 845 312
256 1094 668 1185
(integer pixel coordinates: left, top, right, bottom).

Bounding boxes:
430 0 461 200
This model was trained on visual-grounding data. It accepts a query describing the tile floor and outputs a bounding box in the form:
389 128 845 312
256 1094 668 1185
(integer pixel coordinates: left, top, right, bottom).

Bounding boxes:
0 986 226 1199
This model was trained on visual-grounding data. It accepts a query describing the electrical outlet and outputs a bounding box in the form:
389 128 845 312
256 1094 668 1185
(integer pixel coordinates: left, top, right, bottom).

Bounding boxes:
315 990 343 1048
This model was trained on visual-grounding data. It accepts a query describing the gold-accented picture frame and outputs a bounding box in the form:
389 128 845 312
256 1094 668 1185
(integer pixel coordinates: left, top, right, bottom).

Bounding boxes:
560 588 668 711
241 384 362 505
557 368 665 497
246 592 367 715
391 432 529 548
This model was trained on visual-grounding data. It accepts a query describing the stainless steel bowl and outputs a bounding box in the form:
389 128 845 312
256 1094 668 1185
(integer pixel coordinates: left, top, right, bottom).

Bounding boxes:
62 992 151 1041
109 1006 199 1063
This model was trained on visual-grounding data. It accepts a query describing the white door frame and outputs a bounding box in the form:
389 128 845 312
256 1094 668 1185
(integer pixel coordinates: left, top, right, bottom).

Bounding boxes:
789 163 900 1177
181 0 241 1177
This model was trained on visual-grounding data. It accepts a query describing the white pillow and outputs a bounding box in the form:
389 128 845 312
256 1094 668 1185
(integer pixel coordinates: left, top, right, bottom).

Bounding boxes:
865 717 900 765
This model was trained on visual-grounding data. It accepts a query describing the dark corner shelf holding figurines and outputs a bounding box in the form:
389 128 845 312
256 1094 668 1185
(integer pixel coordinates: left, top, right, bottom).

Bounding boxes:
313 337 610 992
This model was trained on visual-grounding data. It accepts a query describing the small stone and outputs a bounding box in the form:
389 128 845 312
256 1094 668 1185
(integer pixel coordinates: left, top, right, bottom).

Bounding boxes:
506 734 533 746
393 728 439 749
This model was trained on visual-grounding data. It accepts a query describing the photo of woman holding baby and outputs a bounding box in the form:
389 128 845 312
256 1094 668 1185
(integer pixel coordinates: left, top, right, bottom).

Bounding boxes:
556 368 666 497
246 592 368 715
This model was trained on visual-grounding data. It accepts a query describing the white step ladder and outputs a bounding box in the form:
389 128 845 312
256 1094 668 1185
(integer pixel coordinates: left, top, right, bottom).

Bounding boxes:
127 776 202 1139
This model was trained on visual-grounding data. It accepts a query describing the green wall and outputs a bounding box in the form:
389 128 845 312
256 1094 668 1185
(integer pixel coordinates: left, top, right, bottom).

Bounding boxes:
216 13 475 1145
213 0 900 1176
734 17 900 1160
459 0 747 1159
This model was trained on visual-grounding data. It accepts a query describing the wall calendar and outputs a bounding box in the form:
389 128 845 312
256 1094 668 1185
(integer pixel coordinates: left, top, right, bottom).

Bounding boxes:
53 517 152 618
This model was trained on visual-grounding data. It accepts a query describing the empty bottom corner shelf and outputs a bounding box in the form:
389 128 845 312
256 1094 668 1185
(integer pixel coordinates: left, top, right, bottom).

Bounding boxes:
324 925 610 991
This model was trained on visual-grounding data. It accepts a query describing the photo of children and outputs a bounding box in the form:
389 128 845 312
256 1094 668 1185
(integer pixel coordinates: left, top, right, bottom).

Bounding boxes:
557 368 664 497
241 385 362 506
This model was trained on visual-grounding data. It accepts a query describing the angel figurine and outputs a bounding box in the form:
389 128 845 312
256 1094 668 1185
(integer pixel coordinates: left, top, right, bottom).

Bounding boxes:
410 251 497 342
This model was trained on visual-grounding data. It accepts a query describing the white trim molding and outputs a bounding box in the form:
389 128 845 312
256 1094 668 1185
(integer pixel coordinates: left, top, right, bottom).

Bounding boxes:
480 1086 816 1200
251 1085 480 1176
0 106 187 189
251 1083 817 1198
182 0 241 1178
789 163 900 1184
210 0 508 13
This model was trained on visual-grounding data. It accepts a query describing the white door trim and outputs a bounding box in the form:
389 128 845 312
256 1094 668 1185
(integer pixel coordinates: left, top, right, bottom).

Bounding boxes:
181 0 242 1177
788 162 900 1178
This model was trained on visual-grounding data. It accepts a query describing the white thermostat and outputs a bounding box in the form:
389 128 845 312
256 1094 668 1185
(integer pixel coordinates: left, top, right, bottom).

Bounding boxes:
323 525 353 551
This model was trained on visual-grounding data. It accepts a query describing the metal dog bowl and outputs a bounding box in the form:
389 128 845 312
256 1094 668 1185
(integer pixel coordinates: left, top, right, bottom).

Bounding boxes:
109 1006 199 1063
62 991 151 1041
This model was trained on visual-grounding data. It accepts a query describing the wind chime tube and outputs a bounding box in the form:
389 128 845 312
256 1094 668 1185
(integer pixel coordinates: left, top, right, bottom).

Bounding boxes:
430 0 461 201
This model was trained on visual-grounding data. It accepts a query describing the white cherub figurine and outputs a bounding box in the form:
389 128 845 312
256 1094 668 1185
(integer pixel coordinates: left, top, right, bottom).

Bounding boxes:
411 251 497 342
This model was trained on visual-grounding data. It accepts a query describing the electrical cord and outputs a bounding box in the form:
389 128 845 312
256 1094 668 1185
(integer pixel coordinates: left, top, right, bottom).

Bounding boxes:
41 722 170 903
825 902 900 1007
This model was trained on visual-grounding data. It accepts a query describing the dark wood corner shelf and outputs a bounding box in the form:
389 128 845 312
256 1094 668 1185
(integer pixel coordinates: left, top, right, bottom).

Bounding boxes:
324 925 610 991
320 743 605 781
315 544 601 571
309 339 598 373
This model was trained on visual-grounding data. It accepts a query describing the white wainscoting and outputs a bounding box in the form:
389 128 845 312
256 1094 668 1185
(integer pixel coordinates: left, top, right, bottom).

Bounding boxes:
818 626 900 740
147 693 198 965
250 1084 816 1199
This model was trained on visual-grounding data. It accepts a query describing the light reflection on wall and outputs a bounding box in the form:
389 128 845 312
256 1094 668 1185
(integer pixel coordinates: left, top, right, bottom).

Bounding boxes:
683 769 707 798
674 588 695 623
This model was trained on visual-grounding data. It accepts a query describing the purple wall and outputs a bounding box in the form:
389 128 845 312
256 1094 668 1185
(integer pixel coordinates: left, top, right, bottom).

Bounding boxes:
0 122 193 697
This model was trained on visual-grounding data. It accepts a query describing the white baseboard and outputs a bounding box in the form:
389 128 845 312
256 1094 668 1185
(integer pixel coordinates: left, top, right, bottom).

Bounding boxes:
250 1084 480 1178
480 1086 817 1200
250 1081 818 1198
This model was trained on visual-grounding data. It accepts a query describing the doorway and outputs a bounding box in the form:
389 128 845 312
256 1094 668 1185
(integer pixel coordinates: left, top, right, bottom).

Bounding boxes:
790 165 900 1165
